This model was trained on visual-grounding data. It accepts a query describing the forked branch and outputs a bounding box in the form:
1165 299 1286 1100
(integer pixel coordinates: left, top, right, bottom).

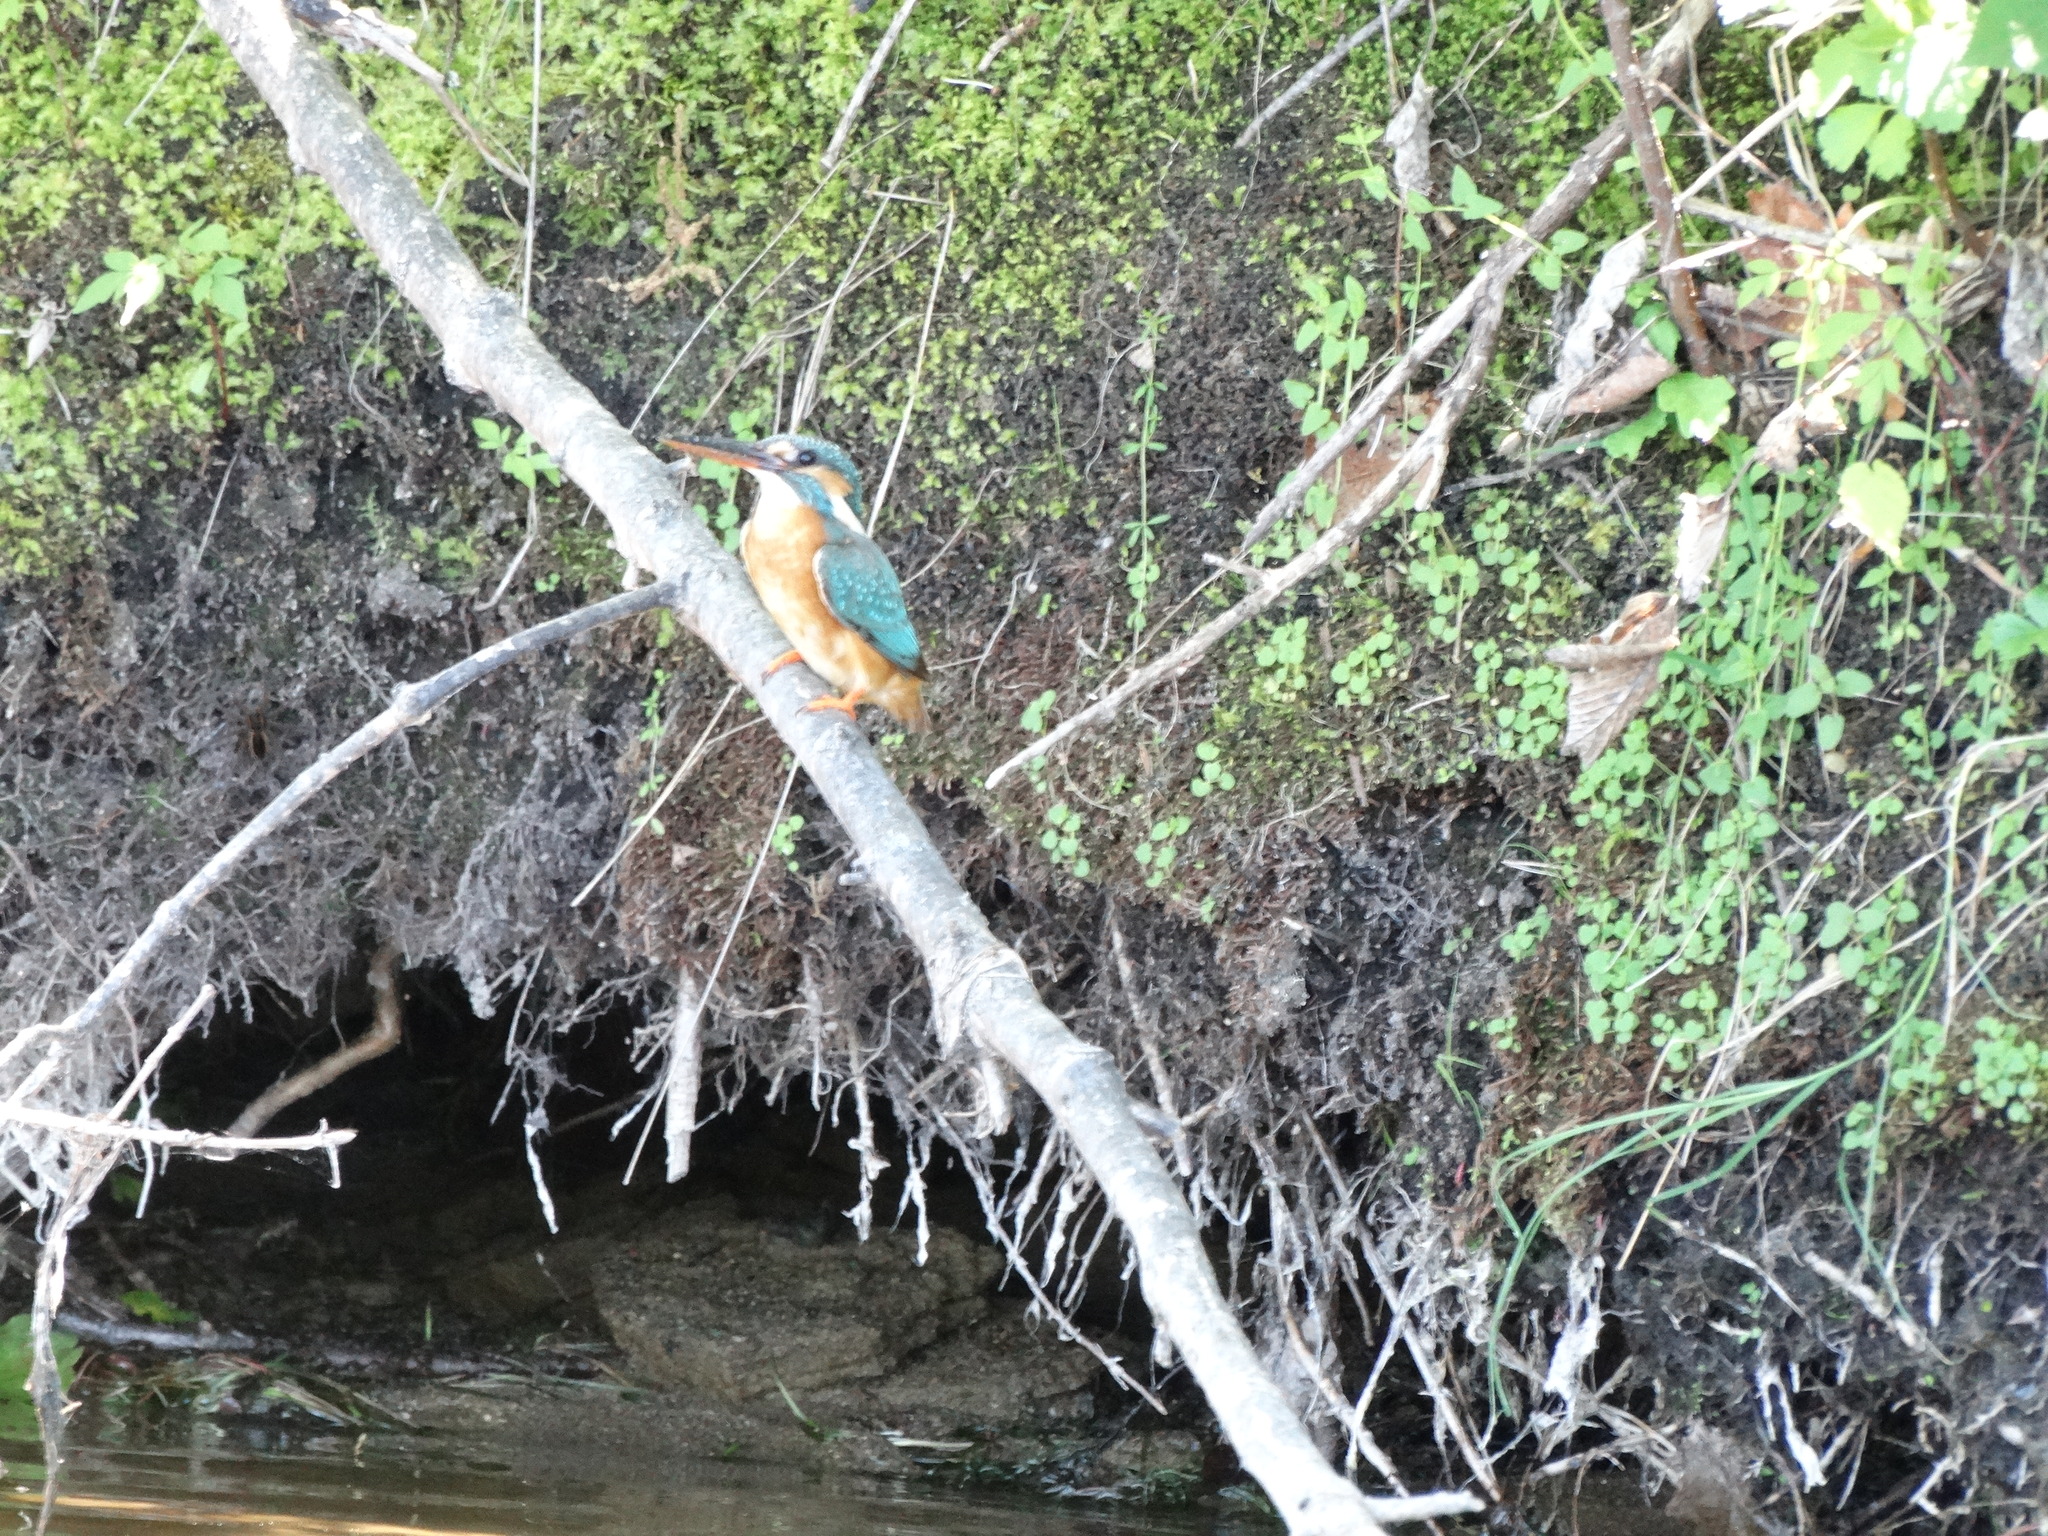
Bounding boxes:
191 3 1398 1527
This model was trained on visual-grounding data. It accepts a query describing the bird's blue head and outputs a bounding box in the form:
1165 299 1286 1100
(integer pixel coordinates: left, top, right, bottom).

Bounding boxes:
663 432 865 531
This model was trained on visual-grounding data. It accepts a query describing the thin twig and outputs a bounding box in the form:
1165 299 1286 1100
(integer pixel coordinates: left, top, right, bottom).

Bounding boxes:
0 1103 353 1152
821 0 918 173
984 0 1715 789
867 198 956 534
226 940 403 1136
1599 0 1717 375
572 684 747 906
519 0 541 317
1234 0 1419 148
22 584 672 1057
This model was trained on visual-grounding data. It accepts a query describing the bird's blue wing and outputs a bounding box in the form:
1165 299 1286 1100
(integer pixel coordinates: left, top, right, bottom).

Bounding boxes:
814 527 927 678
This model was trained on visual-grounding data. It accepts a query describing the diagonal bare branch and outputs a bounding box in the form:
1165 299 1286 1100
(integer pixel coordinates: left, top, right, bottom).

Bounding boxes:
185 3 1397 1527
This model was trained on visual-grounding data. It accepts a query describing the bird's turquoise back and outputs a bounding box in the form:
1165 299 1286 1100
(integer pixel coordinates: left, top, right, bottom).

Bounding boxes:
812 520 926 679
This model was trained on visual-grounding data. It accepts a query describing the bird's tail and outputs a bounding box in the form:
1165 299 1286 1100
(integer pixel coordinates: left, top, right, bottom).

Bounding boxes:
881 675 929 731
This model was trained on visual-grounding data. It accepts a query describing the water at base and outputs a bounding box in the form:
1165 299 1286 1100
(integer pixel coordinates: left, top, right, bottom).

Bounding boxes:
0 1426 1243 1536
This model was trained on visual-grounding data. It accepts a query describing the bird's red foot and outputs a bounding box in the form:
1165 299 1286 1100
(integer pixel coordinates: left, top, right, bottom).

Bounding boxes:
760 649 805 682
803 691 865 722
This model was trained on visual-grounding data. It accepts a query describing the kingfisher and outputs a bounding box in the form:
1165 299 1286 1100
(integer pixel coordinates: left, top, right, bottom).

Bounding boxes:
662 432 929 729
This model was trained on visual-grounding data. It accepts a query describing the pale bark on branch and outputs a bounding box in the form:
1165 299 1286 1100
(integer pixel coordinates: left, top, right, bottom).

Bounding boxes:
193 4 1393 1527
983 0 1715 791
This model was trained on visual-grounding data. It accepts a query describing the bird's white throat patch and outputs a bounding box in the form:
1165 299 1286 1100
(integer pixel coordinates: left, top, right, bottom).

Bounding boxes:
749 467 863 534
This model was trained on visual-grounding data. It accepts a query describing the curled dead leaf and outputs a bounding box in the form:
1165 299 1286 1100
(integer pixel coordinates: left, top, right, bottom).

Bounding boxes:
1559 336 1678 419
1386 70 1434 201
2004 237 2047 389
1754 388 1846 475
1305 392 1438 522
1544 592 1679 766
1675 491 1731 603
1526 233 1656 433
23 306 57 368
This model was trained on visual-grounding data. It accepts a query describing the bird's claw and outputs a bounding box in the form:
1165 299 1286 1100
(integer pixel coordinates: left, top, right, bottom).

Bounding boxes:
760 650 805 683
803 694 863 722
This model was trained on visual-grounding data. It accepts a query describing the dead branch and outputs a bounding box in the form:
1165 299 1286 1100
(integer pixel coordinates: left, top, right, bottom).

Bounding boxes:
982 0 1714 792
286 0 530 188
1599 0 1717 374
821 0 918 173
226 939 404 1137
26 582 671 1060
1234 0 1420 149
1678 195 1984 269
0 1103 353 1154
192 4 1391 1526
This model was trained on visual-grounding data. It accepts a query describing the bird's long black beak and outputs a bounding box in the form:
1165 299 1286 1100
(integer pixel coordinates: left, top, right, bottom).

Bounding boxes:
660 434 778 473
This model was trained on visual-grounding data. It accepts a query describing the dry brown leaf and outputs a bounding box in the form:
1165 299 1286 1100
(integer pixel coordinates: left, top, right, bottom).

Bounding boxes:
1545 592 1680 765
1386 69 1434 201
1526 233 1654 432
1755 388 1847 475
1674 491 1731 602
1306 391 1438 522
2003 237 2047 389
1560 335 1678 418
1700 182 1899 366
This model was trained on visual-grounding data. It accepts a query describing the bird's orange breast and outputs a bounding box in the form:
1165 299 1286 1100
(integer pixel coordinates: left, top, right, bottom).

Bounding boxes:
741 495 925 726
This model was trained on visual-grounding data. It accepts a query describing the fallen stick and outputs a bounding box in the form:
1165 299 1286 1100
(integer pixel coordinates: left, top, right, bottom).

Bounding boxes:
820 0 918 173
0 1103 354 1154
1234 0 1420 149
1678 194 1982 268
1599 0 1716 374
192 5 1385 1528
983 0 1715 791
20 582 673 1061
226 939 403 1137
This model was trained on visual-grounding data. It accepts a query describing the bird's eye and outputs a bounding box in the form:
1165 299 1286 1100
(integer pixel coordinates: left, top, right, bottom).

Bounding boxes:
796 450 817 467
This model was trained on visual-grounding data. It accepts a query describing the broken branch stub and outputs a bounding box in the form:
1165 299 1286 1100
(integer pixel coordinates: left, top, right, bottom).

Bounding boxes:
195 3 1388 1527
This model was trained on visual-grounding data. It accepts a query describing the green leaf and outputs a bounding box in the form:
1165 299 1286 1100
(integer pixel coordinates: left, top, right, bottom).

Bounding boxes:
122 1289 195 1325
72 268 125 313
1834 668 1875 697
1600 407 1668 461
1962 0 2047 73
1835 460 1911 560
1864 109 1917 179
1020 689 1057 734
179 222 231 256
1817 101 1889 171
1777 681 1822 720
1816 712 1845 751
1655 372 1735 443
1448 165 1504 220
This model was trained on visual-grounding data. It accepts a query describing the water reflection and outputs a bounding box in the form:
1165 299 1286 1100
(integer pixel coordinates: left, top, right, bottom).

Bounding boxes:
0 1427 1241 1536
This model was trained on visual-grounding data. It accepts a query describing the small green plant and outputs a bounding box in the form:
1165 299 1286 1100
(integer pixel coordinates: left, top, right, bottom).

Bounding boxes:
1039 801 1091 879
1133 814 1192 888
0 1313 77 1437
1121 310 1172 635
770 813 806 871
1188 741 1235 798
122 1289 195 1325
473 417 561 489
71 222 253 406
